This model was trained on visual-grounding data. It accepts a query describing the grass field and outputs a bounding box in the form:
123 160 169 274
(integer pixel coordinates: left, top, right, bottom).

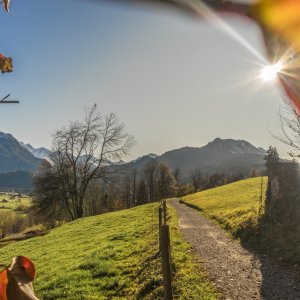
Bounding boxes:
181 177 268 236
0 193 31 212
0 203 218 300
181 177 300 263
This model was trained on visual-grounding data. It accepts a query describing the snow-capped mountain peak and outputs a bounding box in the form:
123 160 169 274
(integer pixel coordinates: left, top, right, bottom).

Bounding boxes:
20 142 51 160
0 132 42 173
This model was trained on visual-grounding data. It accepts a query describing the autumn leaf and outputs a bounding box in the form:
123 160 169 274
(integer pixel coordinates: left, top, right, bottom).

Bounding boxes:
2 0 10 12
0 269 8 300
250 0 300 111
253 0 300 51
0 54 13 74
0 256 39 300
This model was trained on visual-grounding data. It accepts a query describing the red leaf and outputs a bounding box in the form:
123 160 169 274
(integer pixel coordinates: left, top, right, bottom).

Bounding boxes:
0 256 39 300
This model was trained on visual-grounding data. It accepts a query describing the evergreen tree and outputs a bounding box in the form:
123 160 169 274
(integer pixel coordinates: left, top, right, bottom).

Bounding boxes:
264 146 280 175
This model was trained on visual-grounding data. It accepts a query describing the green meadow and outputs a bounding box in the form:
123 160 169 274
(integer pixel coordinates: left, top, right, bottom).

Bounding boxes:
181 177 300 262
182 177 268 236
0 203 218 300
0 193 31 212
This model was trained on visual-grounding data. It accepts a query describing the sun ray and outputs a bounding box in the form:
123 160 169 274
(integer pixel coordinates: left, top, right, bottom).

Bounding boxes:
182 0 267 63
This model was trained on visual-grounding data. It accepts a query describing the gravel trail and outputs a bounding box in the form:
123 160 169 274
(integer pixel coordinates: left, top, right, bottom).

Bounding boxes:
169 199 300 300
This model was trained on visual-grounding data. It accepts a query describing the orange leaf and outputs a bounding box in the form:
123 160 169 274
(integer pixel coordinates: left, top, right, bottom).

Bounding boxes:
251 1 300 112
0 269 8 300
253 0 300 51
0 54 13 74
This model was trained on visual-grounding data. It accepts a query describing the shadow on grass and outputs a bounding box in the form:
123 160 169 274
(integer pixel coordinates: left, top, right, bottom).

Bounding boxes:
180 198 300 299
179 199 203 212
237 216 300 299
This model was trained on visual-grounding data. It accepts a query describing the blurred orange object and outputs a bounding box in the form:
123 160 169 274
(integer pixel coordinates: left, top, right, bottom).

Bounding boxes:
0 256 39 300
0 54 13 74
3 0 10 12
253 0 300 51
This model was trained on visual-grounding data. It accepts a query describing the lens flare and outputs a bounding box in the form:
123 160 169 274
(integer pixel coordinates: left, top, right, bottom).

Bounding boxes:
184 0 267 64
260 62 283 82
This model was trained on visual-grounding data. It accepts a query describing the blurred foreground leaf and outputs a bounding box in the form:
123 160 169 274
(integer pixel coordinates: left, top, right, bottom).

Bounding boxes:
0 54 13 74
2 0 10 12
0 256 39 300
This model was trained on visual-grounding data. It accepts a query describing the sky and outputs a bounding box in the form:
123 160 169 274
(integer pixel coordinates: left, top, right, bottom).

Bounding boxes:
0 0 292 161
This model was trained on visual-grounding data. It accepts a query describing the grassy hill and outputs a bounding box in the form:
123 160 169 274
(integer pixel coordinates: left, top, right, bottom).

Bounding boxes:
182 177 267 236
182 177 300 263
0 203 217 300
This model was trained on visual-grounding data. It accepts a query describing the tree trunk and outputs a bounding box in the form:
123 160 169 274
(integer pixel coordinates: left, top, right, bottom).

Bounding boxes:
76 206 84 219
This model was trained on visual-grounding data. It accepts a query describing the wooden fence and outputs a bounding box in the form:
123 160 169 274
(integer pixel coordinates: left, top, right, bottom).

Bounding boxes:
158 199 173 300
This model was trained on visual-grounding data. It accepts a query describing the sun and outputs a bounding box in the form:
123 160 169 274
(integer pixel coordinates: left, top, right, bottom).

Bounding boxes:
260 62 283 82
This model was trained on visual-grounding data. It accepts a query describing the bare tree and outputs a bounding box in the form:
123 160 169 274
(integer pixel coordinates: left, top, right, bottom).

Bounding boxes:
33 105 134 220
121 174 132 208
136 178 147 206
189 169 203 193
84 179 103 216
143 160 159 202
205 173 226 189
173 167 181 183
120 168 139 208
131 168 138 205
276 101 300 157
157 163 177 199
0 211 15 238
32 160 69 227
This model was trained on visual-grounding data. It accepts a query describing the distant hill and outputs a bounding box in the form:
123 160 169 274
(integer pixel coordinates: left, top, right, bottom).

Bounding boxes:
0 132 42 173
0 133 267 187
0 170 33 190
160 138 266 176
121 138 266 178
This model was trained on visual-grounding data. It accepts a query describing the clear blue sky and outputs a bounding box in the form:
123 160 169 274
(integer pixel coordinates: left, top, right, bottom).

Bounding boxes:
0 0 291 160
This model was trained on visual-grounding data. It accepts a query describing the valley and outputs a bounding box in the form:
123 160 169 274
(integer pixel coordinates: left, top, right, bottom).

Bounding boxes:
1 176 299 299
2 2 300 299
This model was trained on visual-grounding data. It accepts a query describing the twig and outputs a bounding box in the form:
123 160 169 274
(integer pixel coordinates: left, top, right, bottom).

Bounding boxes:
0 93 20 103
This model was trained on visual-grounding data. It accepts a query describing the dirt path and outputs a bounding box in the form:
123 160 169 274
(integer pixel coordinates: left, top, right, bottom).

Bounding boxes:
169 199 300 300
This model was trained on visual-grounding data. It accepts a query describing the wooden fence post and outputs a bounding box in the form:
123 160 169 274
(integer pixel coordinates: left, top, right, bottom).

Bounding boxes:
159 207 162 252
160 225 173 300
159 207 162 227
163 199 167 226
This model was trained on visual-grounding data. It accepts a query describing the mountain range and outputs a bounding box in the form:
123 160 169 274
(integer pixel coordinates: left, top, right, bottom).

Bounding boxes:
0 132 42 174
20 142 51 160
0 131 267 188
120 138 266 178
